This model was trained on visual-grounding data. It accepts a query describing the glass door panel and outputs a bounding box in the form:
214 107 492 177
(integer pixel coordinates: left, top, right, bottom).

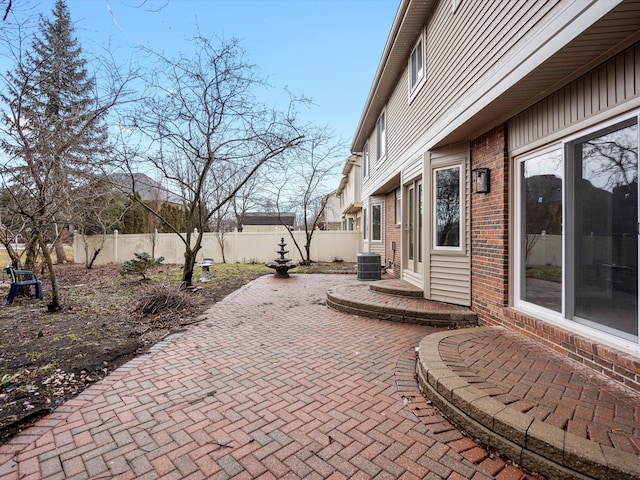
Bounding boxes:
573 121 638 339
408 187 415 261
418 182 423 266
521 150 563 312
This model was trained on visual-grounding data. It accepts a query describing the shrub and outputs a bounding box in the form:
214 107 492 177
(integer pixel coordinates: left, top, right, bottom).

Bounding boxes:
133 283 193 316
120 252 164 280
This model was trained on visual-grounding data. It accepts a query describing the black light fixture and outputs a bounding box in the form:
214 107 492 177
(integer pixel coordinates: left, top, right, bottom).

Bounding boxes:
472 168 490 194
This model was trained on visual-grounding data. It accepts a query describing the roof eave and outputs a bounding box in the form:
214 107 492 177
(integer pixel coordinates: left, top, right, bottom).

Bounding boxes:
351 0 437 153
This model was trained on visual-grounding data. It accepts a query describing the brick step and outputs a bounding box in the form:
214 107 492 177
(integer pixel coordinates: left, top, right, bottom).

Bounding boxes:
326 282 477 327
368 278 424 297
417 327 640 480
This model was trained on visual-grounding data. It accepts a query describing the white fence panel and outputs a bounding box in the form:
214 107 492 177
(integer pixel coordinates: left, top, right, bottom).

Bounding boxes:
74 230 360 266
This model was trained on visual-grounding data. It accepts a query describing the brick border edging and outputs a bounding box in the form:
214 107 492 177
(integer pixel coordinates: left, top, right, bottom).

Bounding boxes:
416 327 640 480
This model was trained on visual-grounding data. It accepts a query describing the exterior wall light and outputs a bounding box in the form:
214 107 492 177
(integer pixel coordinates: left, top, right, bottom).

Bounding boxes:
472 168 490 194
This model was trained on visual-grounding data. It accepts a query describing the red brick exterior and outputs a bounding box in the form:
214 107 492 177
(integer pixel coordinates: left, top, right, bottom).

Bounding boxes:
470 126 510 315
471 125 640 392
385 190 401 278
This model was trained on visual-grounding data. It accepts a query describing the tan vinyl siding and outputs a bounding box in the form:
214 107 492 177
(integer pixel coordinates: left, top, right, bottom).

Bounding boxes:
429 256 471 305
369 196 386 264
510 43 640 151
384 0 565 164
427 143 471 306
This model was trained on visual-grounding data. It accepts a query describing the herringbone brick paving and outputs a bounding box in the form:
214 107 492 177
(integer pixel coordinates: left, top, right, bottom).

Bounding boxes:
0 275 532 479
439 329 640 455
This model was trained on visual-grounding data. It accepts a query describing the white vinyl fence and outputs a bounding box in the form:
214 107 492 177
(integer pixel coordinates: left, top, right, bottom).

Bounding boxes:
74 230 362 266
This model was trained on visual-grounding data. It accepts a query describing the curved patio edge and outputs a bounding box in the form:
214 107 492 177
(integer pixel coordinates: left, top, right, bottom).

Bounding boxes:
326 283 477 327
416 327 640 480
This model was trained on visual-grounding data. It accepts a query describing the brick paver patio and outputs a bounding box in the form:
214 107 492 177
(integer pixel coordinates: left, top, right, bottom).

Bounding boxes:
0 274 531 479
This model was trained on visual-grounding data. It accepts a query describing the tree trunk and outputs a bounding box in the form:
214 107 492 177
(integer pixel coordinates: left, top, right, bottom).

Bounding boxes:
181 230 203 286
38 234 61 312
54 238 67 264
304 244 312 265
87 248 101 269
215 232 227 264
182 249 194 286
23 237 38 271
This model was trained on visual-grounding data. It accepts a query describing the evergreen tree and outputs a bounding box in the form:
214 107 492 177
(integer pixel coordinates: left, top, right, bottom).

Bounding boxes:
0 0 113 311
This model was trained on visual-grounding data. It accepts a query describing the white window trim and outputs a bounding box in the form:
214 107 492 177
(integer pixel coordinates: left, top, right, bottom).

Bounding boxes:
363 207 368 241
371 203 383 242
408 29 426 102
376 110 386 162
513 143 564 319
363 142 369 179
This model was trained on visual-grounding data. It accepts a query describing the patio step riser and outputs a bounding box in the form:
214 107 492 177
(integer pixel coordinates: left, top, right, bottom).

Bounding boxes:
326 293 478 327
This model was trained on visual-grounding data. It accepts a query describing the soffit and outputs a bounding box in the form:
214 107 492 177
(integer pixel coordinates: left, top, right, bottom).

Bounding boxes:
352 0 640 152
434 0 640 146
351 0 436 152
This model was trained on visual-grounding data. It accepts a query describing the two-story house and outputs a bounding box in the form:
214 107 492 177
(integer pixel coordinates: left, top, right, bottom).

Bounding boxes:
354 0 640 390
336 154 363 234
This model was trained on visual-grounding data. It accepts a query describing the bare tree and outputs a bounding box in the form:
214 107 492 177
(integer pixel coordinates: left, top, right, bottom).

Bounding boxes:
232 168 267 232
0 0 134 310
270 126 344 265
74 177 128 268
126 35 304 286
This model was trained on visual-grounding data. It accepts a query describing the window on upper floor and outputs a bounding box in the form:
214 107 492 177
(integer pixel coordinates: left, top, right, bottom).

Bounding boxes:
363 142 369 178
409 33 425 95
376 111 386 161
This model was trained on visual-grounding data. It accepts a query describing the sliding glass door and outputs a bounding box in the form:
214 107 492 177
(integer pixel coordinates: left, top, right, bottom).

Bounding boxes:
518 117 639 343
569 119 638 340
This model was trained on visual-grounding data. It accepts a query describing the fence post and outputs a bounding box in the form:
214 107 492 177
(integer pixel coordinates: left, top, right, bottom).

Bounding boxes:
113 229 118 263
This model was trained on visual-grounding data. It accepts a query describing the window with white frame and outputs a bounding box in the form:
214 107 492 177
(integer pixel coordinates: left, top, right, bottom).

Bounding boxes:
363 207 368 240
409 32 425 95
395 188 401 224
372 204 382 241
516 115 639 344
363 142 369 178
376 111 386 161
433 165 462 249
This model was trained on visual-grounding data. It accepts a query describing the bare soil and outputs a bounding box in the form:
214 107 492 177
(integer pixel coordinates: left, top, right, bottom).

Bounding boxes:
0 261 356 444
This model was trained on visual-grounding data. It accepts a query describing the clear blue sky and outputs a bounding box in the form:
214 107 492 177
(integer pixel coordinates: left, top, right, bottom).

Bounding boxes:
25 0 399 155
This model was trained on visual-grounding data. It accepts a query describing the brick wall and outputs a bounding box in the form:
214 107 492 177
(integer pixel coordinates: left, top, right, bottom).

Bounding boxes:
470 125 509 318
385 190 401 278
470 125 639 392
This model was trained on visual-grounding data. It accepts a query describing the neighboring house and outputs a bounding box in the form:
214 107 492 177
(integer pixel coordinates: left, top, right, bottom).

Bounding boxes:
336 154 362 234
353 0 640 390
109 172 184 233
242 212 295 232
110 173 182 207
317 190 342 231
